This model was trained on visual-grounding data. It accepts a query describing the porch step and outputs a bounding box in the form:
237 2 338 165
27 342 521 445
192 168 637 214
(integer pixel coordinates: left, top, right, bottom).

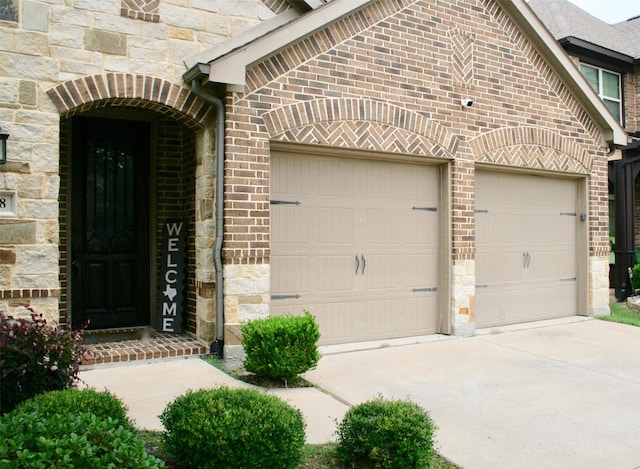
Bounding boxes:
81 331 208 367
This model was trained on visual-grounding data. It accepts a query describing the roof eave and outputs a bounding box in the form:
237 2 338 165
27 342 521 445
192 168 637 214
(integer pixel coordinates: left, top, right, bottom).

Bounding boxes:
558 36 635 67
183 0 376 90
497 0 627 147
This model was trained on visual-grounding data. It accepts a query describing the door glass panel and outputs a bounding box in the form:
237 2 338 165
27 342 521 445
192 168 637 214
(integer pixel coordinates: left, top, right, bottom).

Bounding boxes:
85 130 136 253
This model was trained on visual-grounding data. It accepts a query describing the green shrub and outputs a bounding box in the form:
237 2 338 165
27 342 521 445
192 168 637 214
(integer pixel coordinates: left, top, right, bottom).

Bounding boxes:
336 397 437 469
0 310 84 414
0 409 164 468
631 263 640 291
15 388 133 429
242 311 321 381
160 387 306 469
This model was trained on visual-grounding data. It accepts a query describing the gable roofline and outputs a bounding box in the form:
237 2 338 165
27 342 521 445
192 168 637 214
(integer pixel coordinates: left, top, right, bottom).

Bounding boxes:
183 0 626 147
496 0 626 147
183 0 375 89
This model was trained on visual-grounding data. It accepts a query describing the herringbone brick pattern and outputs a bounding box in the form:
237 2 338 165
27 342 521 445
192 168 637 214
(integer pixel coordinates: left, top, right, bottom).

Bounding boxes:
478 146 586 173
276 121 449 158
450 29 475 87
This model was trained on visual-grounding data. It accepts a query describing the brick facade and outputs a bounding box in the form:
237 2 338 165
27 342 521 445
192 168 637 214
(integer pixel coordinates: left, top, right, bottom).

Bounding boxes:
0 0 612 344
219 0 610 339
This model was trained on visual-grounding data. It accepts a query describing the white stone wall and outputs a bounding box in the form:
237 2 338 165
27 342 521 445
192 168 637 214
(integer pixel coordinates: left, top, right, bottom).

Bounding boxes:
590 256 611 317
452 259 476 336
0 0 273 323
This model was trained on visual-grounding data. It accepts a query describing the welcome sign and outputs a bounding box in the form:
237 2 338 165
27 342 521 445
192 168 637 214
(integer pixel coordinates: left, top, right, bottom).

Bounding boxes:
158 220 186 333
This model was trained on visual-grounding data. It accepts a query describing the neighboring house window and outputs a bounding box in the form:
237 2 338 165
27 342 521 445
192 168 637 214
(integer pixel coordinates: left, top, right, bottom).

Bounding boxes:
579 63 622 123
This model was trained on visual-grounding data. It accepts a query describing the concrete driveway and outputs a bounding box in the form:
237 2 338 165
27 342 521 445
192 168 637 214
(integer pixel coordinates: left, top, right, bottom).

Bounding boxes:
304 317 640 469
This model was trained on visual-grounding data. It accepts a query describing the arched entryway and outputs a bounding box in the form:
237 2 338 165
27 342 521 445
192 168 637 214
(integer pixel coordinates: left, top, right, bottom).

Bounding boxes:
48 74 214 333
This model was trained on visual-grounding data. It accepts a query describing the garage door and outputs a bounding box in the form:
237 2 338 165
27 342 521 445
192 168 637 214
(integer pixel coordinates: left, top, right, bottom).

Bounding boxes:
271 151 440 344
475 170 578 328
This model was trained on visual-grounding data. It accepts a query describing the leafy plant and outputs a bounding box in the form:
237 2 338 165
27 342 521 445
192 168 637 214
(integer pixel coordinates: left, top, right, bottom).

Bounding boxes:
336 396 437 469
242 311 321 382
0 309 85 414
630 263 640 291
0 409 164 468
160 387 306 469
15 388 133 429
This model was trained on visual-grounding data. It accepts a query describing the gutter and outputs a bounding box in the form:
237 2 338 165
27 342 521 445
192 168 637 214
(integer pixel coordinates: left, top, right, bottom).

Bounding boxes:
189 72 226 358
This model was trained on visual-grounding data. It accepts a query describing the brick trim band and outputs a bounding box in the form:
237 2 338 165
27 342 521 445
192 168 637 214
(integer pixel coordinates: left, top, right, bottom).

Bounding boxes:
263 98 460 158
469 126 591 173
46 74 212 128
1 289 61 299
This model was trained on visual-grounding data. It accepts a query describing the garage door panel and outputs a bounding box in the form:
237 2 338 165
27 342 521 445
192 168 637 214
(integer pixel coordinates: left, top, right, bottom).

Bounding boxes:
271 155 311 195
318 255 356 292
311 158 356 197
528 251 575 280
476 171 578 329
363 253 438 290
317 208 354 245
272 152 440 344
271 255 310 295
272 207 311 244
476 250 526 284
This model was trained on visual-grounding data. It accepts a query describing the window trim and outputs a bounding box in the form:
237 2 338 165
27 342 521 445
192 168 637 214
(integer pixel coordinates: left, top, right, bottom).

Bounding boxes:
579 63 623 124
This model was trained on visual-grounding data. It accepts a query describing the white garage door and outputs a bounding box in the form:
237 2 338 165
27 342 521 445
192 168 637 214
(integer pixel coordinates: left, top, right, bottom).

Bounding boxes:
475 170 578 328
271 151 440 344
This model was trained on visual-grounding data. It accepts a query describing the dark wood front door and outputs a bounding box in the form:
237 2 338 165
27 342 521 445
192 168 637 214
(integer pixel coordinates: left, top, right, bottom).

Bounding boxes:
71 117 150 330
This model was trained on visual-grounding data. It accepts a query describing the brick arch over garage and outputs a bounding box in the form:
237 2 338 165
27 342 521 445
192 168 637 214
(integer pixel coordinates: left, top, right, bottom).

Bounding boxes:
46 73 213 128
469 126 591 174
262 98 461 159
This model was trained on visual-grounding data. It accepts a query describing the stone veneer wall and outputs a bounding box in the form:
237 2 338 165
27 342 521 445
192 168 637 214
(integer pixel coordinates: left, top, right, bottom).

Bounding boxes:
0 0 274 327
220 0 610 344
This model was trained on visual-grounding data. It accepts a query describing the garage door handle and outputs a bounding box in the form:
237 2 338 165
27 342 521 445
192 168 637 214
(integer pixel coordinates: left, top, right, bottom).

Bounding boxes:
355 254 360 275
523 252 531 269
361 254 366 275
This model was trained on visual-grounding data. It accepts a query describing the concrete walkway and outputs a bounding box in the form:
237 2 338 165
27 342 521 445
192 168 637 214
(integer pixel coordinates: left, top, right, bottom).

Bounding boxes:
79 358 348 445
80 317 640 467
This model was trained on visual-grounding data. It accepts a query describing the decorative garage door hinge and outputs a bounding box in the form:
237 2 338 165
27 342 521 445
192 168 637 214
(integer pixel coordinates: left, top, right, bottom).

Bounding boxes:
412 287 438 292
475 209 488 213
560 212 577 216
271 200 301 205
560 277 577 282
271 294 301 300
412 206 438 212
475 284 489 289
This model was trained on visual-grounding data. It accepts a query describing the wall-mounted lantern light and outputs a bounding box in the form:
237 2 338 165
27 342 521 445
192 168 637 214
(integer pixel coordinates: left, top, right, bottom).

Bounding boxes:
0 127 9 164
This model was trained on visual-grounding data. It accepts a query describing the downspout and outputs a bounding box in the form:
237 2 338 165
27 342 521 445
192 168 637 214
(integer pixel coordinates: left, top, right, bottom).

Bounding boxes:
191 77 225 358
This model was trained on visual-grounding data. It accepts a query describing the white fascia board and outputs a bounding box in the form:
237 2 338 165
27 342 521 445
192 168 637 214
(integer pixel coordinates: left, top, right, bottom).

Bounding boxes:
203 0 375 89
497 0 627 147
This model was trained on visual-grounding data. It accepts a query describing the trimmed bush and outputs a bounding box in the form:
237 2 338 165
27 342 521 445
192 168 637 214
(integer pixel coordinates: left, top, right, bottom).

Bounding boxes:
160 387 306 469
15 388 133 429
0 310 84 414
0 410 164 468
242 311 321 381
337 397 437 469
